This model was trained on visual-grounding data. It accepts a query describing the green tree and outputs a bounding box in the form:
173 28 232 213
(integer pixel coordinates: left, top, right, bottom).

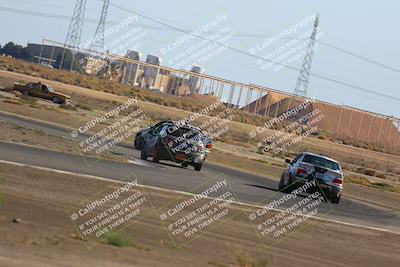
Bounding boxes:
0 42 33 61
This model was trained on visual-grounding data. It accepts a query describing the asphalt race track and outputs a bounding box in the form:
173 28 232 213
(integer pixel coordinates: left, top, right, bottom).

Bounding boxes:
0 112 399 233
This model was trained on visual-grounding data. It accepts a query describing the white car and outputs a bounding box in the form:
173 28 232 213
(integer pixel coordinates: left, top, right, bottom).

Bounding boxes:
279 152 344 204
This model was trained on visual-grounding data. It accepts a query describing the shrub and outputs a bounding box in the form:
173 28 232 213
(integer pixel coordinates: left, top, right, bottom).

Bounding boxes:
345 175 372 186
363 169 376 177
75 103 92 111
103 231 133 247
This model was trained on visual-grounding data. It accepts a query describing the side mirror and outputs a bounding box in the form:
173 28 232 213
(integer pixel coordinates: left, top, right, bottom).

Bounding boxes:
285 159 292 164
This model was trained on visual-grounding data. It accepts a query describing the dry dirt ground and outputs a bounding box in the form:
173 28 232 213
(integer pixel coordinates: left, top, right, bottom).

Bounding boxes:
1 84 400 212
1 163 400 267
0 120 125 163
1 69 399 178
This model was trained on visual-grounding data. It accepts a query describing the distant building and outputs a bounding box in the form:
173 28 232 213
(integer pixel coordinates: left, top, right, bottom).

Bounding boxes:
142 54 161 89
122 50 141 85
188 65 204 94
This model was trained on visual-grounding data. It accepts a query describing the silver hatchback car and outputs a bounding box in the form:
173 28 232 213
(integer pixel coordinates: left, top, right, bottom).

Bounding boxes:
278 152 344 204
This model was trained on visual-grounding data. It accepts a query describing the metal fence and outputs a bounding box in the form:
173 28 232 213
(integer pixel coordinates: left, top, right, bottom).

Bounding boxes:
34 38 400 151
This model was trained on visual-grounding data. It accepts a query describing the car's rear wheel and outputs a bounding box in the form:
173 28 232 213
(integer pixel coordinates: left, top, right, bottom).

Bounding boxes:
52 96 61 103
194 163 202 171
153 145 160 163
140 144 147 160
330 193 341 204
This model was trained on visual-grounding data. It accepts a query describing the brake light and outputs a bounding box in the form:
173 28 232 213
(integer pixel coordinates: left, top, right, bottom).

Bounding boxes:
206 143 212 149
333 178 343 185
297 168 306 175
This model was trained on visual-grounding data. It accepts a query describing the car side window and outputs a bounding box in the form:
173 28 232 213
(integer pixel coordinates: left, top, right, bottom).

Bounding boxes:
292 154 303 164
152 124 166 135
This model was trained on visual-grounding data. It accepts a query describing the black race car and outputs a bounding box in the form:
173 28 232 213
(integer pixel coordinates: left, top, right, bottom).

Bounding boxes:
137 121 212 171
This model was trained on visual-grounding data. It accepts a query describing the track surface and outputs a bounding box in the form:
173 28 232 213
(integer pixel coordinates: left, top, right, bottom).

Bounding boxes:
0 112 399 233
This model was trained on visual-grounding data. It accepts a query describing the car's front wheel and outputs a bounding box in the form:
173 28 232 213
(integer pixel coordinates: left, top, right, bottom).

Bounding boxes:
330 193 341 204
279 173 294 193
140 144 147 160
134 136 143 150
278 173 286 191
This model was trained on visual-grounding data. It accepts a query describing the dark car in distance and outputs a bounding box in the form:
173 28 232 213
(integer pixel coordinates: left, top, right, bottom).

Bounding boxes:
137 121 212 171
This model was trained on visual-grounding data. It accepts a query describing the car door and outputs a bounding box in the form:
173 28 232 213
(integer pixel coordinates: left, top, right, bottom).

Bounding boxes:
144 124 163 155
30 84 42 97
41 85 52 100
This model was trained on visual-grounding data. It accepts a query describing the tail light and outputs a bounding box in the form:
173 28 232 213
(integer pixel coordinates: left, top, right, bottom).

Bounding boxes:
297 168 307 175
206 143 212 149
333 178 343 185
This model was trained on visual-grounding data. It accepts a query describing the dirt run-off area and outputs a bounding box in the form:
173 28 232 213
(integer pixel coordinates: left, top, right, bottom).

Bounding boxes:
0 163 400 267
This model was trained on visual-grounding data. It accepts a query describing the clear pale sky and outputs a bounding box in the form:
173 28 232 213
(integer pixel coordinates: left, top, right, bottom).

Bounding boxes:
0 0 399 118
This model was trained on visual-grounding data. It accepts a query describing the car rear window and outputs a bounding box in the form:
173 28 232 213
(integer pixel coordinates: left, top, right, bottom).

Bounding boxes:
302 155 340 171
168 126 200 139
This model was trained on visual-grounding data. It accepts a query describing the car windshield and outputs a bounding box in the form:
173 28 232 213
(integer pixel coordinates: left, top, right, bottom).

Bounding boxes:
302 155 340 171
47 86 55 92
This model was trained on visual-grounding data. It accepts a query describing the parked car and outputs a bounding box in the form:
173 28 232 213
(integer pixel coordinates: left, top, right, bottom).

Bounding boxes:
278 152 344 203
139 121 210 171
40 62 54 68
13 82 71 104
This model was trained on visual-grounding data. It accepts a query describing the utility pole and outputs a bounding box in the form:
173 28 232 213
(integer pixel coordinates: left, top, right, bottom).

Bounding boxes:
294 13 319 97
60 0 87 69
90 0 110 51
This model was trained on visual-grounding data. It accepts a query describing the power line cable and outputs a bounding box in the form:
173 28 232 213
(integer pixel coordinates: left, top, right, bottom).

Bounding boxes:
1 4 399 101
1 5 399 74
106 2 400 102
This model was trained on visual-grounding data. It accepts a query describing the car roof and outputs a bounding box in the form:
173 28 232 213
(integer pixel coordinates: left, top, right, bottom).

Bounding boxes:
301 152 340 164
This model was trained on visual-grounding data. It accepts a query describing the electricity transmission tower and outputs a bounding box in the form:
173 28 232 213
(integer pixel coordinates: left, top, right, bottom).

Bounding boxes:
293 13 319 97
60 0 87 69
90 0 110 51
